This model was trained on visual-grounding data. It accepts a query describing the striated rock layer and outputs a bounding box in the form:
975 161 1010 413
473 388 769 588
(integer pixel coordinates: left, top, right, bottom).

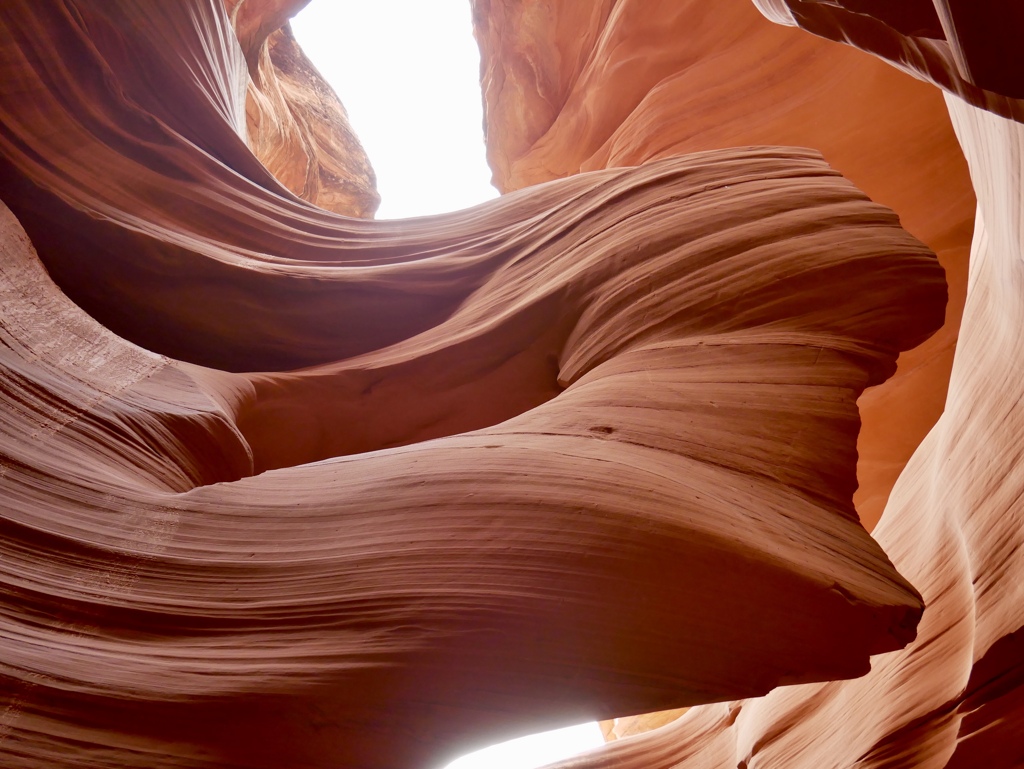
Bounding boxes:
526 3 1024 767
0 1 951 767
562 94 1024 769
470 0 977 532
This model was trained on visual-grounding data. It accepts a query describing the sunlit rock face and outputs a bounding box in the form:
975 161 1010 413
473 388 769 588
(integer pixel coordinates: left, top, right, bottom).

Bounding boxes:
225 0 379 216
0 1 956 767
470 0 977 532
470 3 1024 766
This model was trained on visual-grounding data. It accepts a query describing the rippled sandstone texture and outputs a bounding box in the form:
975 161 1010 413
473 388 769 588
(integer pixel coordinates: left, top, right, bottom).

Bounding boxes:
469 0 982 741
469 2 1023 765
470 0 977 533
0 0 956 767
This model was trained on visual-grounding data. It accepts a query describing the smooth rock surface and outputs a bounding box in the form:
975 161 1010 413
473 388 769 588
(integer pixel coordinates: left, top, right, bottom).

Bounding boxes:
0 1 948 767
562 90 1024 769
548 3 1024 765
470 0 978 532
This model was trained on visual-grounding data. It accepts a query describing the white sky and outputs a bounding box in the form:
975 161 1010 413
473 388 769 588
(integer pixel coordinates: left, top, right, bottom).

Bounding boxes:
444 723 606 769
290 4 605 767
291 0 499 219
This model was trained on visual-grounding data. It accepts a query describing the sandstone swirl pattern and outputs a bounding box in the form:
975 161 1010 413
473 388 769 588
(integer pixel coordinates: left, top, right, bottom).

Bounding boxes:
495 3 1023 767
0 1 948 768
470 0 978 533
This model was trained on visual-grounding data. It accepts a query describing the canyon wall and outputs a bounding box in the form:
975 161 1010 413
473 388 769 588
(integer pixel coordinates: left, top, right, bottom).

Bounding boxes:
0 0 1019 768
226 0 379 216
470 2 1022 764
471 0 977 532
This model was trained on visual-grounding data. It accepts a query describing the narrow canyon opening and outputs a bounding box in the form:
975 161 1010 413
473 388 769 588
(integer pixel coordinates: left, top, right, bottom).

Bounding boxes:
290 0 498 218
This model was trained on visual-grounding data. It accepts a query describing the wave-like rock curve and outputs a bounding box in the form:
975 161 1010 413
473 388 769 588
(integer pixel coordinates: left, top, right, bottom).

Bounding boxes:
0 1 950 767
515 2 1023 766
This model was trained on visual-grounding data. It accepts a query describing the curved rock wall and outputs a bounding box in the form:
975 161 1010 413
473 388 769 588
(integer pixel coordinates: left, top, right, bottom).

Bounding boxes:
470 0 977 532
559 90 1024 769
0 1 958 767
484 3 1020 766
225 0 379 216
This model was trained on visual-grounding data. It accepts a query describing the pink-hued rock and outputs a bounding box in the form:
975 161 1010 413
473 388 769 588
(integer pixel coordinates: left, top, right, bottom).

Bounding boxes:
543 3 1024 766
0 1 949 767
561 92 1024 769
470 0 977 532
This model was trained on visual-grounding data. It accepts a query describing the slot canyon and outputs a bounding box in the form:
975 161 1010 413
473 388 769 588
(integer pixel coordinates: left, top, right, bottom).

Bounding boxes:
0 1 1021 767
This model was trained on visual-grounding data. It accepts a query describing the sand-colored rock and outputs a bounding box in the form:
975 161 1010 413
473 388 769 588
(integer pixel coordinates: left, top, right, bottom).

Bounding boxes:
601 708 689 742
0 1 950 766
549 5 1024 766
470 0 977 533
225 0 379 216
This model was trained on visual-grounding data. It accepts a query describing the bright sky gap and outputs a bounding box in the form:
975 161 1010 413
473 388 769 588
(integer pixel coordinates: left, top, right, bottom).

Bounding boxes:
291 0 499 219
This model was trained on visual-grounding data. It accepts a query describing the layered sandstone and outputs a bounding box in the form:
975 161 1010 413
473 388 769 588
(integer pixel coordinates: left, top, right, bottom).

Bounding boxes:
0 1 955 767
226 0 379 216
470 0 977 532
491 3 1021 766
559 89 1024 769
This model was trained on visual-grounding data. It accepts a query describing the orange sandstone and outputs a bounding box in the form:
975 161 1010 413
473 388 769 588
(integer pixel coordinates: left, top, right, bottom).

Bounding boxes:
3 1 1021 768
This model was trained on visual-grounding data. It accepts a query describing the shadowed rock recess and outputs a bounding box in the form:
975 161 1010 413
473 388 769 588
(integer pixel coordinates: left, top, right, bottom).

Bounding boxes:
0 1 1015 768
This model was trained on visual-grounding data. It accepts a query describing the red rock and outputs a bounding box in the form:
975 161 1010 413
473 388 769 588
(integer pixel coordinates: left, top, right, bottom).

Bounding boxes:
540 3 1024 766
0 1 952 767
564 97 1024 769
224 0 378 217
470 0 978 531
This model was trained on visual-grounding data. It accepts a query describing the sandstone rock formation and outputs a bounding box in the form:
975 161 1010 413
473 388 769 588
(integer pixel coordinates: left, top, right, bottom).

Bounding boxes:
470 0 978 532
226 0 379 216
469 0 980 741
753 0 1024 110
475 3 1019 766
0 1 1016 769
